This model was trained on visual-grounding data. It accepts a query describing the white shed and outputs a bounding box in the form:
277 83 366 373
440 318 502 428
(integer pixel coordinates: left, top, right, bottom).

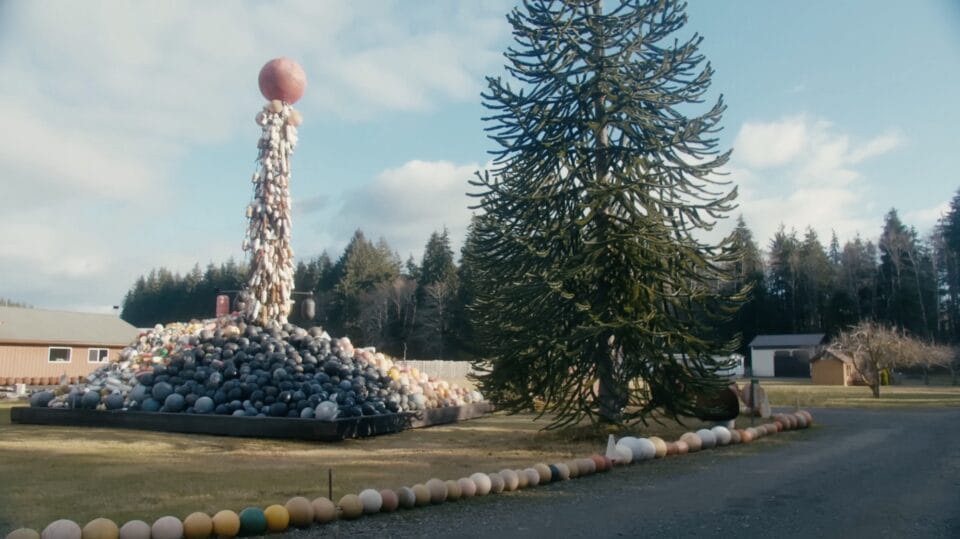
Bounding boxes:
748 334 826 377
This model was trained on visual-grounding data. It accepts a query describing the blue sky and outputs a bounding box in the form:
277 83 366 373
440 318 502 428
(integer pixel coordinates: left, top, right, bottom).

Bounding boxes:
0 0 958 313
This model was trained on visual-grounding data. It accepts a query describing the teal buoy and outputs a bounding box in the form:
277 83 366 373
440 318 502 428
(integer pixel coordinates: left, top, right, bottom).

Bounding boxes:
238 507 267 536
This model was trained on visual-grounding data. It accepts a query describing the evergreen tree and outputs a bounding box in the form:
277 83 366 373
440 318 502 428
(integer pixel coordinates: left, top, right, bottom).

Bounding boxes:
877 209 934 336
468 0 742 427
721 216 766 354
766 226 800 331
333 230 400 337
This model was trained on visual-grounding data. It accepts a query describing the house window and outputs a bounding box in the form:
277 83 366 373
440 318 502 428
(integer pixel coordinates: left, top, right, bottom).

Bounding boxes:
88 348 109 363
48 347 72 363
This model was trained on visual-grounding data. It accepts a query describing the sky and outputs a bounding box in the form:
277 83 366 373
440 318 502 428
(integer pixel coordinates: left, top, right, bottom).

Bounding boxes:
0 0 958 313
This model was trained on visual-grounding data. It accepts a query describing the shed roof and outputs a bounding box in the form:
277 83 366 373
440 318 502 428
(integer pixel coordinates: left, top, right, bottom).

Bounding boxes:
749 333 826 349
812 348 854 364
0 306 139 347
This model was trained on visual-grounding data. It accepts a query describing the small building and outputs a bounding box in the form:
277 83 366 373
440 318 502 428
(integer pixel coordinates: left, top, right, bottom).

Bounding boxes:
810 349 856 386
0 306 139 385
748 333 826 377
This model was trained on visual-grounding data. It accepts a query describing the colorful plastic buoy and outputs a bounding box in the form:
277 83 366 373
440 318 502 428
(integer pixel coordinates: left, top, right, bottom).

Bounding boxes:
181 513 212 539
396 487 416 509
338 495 364 520
680 432 702 452
5 529 39 539
42 520 81 539
359 489 383 514
426 479 448 504
470 473 492 496
263 505 289 533
81 518 118 539
524 468 540 487
648 436 668 458
284 497 313 528
238 508 267 536
412 484 431 507
150 517 182 539
444 479 462 500
379 489 399 512
488 472 505 493
533 463 552 483
118 521 150 539
457 478 477 498
310 498 337 523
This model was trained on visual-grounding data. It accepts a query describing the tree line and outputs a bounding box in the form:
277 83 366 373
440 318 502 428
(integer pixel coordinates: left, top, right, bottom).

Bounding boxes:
120 190 960 362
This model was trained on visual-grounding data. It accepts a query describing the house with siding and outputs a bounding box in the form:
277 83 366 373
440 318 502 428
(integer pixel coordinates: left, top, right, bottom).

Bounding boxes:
0 306 139 385
748 333 826 377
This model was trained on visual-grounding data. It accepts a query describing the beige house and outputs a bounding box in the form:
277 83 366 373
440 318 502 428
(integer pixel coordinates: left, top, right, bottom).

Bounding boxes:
810 349 856 386
0 306 139 385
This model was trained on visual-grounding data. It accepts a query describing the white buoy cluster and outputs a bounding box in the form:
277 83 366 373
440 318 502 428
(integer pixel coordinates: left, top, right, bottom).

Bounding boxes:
607 410 815 463
242 99 302 327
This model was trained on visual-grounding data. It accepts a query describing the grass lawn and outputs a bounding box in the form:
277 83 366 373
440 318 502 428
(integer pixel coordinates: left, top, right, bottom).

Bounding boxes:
0 400 728 534
748 378 960 408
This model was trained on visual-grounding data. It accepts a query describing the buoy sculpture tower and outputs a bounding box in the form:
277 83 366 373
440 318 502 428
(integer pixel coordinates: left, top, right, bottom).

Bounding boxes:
241 58 306 326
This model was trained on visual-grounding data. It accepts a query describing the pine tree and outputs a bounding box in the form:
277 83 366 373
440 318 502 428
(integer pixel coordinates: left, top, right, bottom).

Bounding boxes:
468 0 742 427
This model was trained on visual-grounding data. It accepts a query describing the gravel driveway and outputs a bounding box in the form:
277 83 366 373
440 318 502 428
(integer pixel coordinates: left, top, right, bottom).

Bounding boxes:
284 408 960 538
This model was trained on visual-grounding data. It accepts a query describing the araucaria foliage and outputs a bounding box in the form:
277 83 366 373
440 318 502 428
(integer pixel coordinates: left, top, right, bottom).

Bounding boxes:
467 0 744 428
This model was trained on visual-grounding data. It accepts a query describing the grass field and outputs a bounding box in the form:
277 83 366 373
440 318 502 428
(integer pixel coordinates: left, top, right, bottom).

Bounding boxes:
747 378 960 408
3 378 956 533
0 401 720 533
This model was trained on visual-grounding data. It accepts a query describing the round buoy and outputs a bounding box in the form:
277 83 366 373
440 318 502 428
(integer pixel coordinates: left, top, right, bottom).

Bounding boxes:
613 444 633 464
457 478 477 498
514 469 529 488
5 529 39 539
533 463 552 483
81 518 118 539
150 517 182 539
118 521 150 539
237 508 267 536
696 428 717 449
576 458 596 475
310 497 337 523
181 513 212 539
555 463 571 481
523 468 540 487
676 440 689 454
338 495 364 519
636 438 657 460
711 426 732 446
548 464 561 481
794 413 808 429
284 497 313 528
397 487 417 508
798 410 813 425
412 484 431 506
42 520 81 539
589 454 606 471
648 436 668 458
263 505 289 533
358 489 383 514
617 437 641 461
470 473 492 495
444 480 462 500
739 429 754 443
729 428 742 444
379 489 399 512
258 58 307 104
426 479 447 504
665 441 678 456
488 472 505 493
680 432 702 452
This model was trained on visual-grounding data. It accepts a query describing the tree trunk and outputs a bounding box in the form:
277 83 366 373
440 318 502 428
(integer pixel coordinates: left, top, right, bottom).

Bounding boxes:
596 340 622 423
871 381 881 398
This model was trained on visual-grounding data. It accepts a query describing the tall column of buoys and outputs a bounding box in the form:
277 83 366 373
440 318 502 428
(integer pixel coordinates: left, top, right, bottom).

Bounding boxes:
242 58 306 327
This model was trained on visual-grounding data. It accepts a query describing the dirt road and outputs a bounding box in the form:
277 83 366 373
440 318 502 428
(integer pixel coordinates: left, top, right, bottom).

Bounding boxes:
289 408 960 538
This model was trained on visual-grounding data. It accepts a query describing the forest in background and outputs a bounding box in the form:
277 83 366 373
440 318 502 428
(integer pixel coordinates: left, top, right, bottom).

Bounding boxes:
116 189 960 361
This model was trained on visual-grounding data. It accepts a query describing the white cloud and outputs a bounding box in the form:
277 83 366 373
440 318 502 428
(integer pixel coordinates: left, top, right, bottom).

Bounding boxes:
734 116 808 168
727 116 905 246
906 201 950 231
334 160 481 259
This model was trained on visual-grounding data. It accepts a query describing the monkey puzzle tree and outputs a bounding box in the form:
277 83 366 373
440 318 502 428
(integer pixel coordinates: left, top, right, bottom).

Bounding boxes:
467 0 744 427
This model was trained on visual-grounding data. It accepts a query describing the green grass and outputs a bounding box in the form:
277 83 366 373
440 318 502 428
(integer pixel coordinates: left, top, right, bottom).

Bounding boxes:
745 379 960 408
0 401 728 534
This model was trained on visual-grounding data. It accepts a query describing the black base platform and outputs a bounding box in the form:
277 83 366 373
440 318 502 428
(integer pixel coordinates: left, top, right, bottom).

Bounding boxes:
10 403 494 441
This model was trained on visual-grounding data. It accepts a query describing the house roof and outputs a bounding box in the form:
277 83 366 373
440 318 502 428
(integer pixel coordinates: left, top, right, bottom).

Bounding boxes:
748 333 826 349
0 306 139 347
